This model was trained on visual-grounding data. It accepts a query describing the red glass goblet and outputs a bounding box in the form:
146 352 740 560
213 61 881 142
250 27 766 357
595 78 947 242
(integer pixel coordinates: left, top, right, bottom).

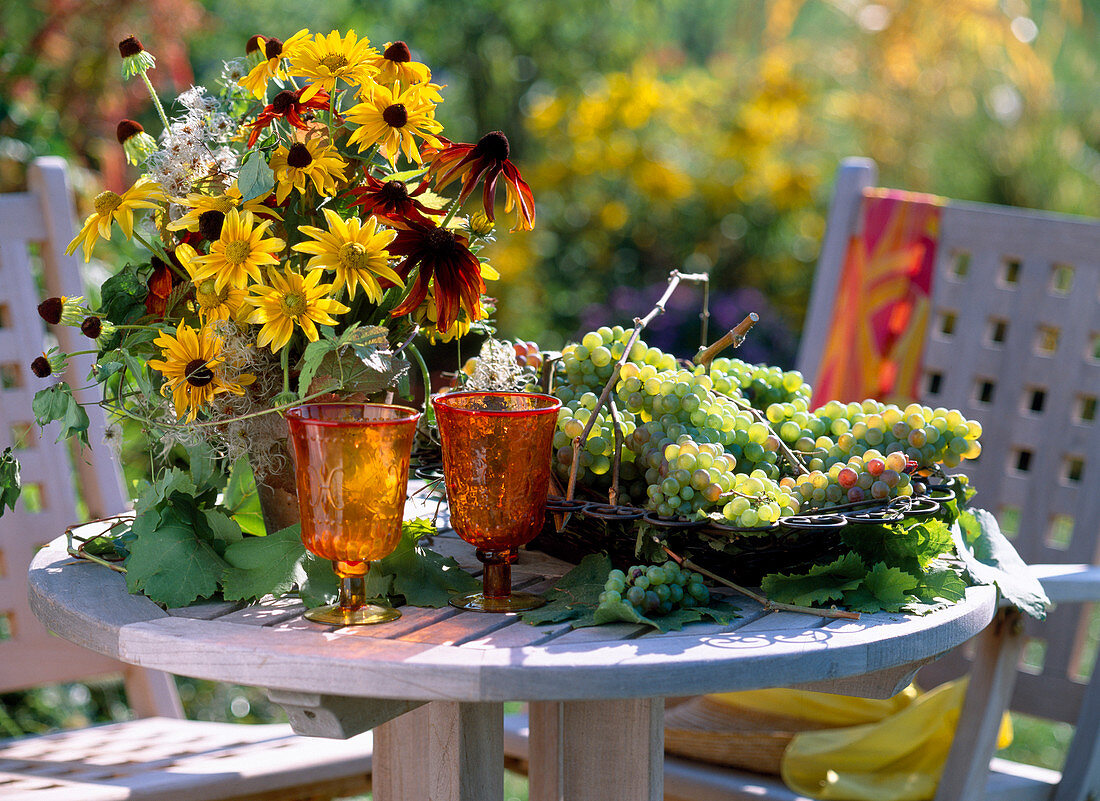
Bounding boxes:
286 403 420 625
432 391 562 612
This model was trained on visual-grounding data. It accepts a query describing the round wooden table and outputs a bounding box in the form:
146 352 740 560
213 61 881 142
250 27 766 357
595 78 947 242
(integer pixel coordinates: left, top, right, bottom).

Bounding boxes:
28 494 997 801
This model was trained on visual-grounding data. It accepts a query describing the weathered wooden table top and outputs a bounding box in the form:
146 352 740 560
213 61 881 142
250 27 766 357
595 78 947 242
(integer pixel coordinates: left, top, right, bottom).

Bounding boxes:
28 488 998 704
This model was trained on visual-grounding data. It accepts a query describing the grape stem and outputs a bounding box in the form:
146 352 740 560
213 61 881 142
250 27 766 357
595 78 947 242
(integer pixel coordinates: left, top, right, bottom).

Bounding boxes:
657 539 862 621
608 397 624 506
564 269 709 518
730 395 811 477
694 312 759 368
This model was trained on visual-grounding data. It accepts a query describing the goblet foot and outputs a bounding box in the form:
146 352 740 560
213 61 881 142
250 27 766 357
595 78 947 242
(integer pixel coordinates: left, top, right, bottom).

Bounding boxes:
305 603 401 625
449 591 545 613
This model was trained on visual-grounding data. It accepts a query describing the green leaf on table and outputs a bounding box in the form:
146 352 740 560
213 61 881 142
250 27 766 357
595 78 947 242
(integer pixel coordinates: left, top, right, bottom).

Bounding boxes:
99 264 147 325
520 553 612 626
841 562 918 614
221 525 306 602
300 552 339 608
185 440 220 490
841 518 954 575
913 566 968 605
0 447 21 516
222 458 265 535
588 599 741 633
954 508 1049 620
379 518 480 606
134 468 198 516
761 552 867 608
32 382 90 445
200 509 244 546
237 153 274 202
125 507 228 607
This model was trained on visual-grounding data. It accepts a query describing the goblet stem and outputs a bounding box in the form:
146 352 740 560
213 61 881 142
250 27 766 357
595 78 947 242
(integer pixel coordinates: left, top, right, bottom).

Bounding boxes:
303 560 400 626
480 551 512 600
339 573 367 612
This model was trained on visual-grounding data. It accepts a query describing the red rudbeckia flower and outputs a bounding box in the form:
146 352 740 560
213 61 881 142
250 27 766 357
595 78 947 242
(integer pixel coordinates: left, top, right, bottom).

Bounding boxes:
388 221 484 333
246 86 332 147
423 131 535 231
344 174 445 228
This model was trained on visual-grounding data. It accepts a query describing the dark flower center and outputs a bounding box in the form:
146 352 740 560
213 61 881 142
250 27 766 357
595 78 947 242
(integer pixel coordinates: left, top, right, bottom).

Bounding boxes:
81 317 102 339
271 90 297 115
30 356 51 378
425 226 457 254
382 103 408 128
384 41 412 63
118 36 144 58
246 34 265 55
379 180 409 203
264 37 284 60
116 119 144 144
472 131 510 163
287 143 313 168
185 359 215 387
198 210 226 240
37 297 63 325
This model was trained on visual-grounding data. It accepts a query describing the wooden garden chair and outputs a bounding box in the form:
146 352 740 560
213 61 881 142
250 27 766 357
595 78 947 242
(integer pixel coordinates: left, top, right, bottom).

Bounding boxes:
499 158 1100 801
0 157 373 800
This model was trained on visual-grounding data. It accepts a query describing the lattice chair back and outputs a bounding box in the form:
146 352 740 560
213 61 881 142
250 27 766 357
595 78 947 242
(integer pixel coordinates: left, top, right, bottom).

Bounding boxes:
0 157 178 714
797 157 1100 725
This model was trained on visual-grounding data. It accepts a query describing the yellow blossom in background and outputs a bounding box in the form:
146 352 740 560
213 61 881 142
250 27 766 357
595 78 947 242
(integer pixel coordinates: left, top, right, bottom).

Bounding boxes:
148 322 254 422
291 30 379 101
66 178 166 261
268 138 348 203
292 209 403 302
193 209 285 292
244 269 349 353
371 41 432 87
346 82 444 164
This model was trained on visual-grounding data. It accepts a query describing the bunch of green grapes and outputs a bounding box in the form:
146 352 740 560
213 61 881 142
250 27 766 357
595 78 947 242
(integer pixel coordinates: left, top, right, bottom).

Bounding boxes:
779 450 914 510
707 357 811 410
719 469 802 528
599 562 710 617
811 400 982 469
627 428 739 517
556 326 669 403
550 392 640 487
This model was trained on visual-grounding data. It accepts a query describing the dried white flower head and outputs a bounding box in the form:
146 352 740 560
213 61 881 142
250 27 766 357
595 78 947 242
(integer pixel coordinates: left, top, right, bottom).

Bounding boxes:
464 338 533 392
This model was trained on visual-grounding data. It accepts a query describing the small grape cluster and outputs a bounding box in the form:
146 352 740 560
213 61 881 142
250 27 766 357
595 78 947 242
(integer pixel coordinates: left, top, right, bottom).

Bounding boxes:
708 357 810 410
721 469 802 527
599 563 711 617
780 450 914 509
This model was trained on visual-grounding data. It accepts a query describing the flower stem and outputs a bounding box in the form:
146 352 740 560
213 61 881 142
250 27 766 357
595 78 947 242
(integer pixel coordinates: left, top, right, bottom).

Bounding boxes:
281 344 290 396
406 342 435 426
439 195 463 229
140 71 171 134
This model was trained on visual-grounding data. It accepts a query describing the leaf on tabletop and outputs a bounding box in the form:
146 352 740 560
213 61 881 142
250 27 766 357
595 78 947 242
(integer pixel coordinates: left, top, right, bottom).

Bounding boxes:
381 518 480 607
913 566 968 605
841 562 918 614
954 508 1049 620
134 468 198 516
841 518 954 575
591 602 704 632
520 553 612 626
238 153 274 202
300 552 339 608
200 509 244 546
761 552 867 608
125 507 228 607
0 447 21 516
221 526 306 602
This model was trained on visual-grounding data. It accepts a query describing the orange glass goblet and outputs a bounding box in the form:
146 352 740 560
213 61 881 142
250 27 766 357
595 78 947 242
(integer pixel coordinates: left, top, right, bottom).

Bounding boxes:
286 403 420 625
432 391 562 612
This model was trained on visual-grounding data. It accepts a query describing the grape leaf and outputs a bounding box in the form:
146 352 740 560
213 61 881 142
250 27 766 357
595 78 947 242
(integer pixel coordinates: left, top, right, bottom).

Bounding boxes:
300 552 339 608
913 566 968 606
99 264 147 325
222 458 265 535
221 525 306 602
124 507 228 607
520 553 612 625
761 552 867 607
587 599 740 632
841 518 954 575
0 447 21 516
134 468 198 516
954 508 1049 619
379 520 481 606
842 562 918 613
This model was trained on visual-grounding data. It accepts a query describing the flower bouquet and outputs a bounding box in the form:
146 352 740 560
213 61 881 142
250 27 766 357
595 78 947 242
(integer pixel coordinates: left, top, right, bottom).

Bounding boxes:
24 29 536 608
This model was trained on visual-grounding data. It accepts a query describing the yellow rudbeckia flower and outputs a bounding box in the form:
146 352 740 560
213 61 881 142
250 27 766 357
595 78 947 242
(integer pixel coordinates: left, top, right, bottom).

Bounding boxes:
65 178 165 262
290 29 379 101
244 269 349 353
148 321 254 422
346 82 444 165
292 209 402 302
268 138 347 204
192 209 285 293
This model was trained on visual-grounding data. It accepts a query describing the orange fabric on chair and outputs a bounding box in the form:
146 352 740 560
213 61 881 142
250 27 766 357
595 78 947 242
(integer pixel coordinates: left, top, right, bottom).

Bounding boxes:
810 189 944 408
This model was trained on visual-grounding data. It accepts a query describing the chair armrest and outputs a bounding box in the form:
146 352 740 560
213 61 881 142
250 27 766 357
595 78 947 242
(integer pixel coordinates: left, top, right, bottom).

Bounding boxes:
1030 564 1100 604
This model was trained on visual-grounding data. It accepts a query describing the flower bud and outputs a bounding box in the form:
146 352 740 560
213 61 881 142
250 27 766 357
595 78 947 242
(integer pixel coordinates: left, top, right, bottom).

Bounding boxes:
468 211 495 237
37 295 86 326
119 35 157 78
80 316 103 339
116 119 158 165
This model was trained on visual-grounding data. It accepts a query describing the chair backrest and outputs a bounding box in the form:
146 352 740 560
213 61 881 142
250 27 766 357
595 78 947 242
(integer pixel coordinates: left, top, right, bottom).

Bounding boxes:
797 157 1100 724
0 158 178 714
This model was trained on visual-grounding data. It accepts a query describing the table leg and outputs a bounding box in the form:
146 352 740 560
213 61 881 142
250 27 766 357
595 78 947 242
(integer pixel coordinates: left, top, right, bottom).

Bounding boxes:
528 698 663 801
373 700 504 801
